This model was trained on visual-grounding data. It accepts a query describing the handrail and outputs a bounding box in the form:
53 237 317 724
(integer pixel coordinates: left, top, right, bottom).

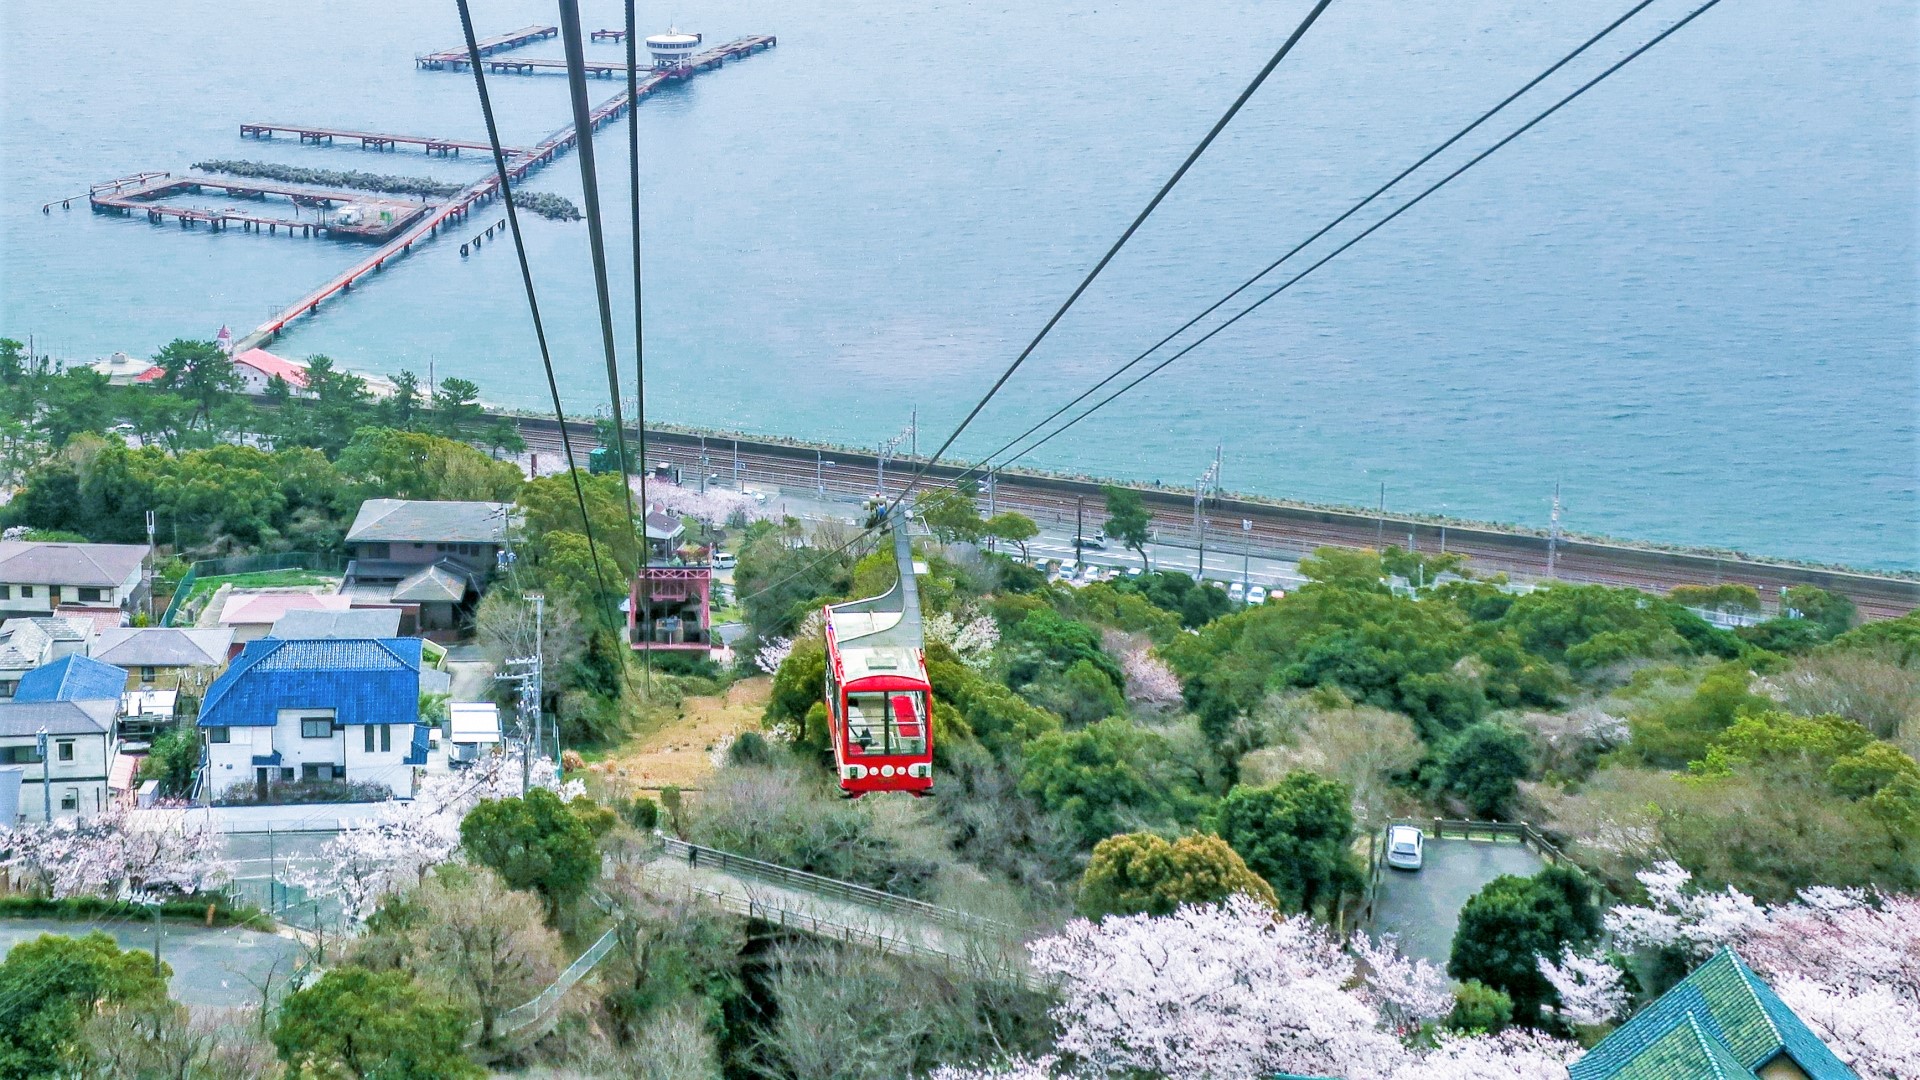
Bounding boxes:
657 836 1018 939
1385 817 1568 865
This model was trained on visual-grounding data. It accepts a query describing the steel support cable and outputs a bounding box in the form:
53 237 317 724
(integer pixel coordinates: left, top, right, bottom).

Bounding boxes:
556 0 643 559
455 0 628 644
898 0 1338 504
989 0 1729 477
941 0 1666 496
625 0 652 689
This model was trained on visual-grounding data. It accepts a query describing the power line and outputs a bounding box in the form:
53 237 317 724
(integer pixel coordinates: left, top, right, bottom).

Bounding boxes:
625 0 652 692
990 0 1729 476
455 0 628 645
940 0 1666 495
903 0 1338 495
556 0 643 555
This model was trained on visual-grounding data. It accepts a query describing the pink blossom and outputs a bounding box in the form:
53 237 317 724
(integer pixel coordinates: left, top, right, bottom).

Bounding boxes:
1537 947 1631 1026
1351 930 1454 1029
1388 1029 1584 1080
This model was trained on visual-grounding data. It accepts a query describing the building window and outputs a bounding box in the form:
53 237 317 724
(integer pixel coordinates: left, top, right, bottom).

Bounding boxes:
300 717 334 739
59 790 76 811
381 724 391 752
361 543 389 559
280 767 294 781
77 587 106 603
18 586 30 599
56 741 73 762
140 666 157 683
0 747 41 765
0 681 16 698
301 763 328 782
207 727 231 744
0 586 9 599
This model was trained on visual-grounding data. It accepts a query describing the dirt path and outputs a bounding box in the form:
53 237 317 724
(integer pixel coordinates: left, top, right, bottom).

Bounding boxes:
590 677 771 793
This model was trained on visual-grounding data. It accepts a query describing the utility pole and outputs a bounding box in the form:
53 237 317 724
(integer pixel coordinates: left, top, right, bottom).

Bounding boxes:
909 406 917 460
1547 483 1562 579
1376 482 1386 550
1242 518 1252 593
35 728 49 822
1074 497 1085 565
144 510 156 622
732 439 741 489
815 450 833 497
698 436 709 493
985 470 996 518
1194 448 1220 580
532 593 545 780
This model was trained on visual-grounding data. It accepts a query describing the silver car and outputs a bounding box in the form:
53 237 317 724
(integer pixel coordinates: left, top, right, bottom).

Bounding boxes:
1385 825 1424 871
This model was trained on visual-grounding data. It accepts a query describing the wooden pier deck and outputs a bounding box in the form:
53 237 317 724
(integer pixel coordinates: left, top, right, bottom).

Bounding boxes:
417 24 556 67
90 175 430 240
240 123 533 157
590 28 627 42
234 34 776 352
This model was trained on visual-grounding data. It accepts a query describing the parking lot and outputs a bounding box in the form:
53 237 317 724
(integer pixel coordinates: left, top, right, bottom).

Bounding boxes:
1368 833 1546 967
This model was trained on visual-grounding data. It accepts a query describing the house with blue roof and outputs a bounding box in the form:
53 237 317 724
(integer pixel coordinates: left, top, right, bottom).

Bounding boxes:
198 637 430 801
1569 948 1857 1080
13 654 131 704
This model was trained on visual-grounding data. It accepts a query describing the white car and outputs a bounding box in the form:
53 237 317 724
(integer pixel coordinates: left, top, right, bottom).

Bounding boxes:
1247 585 1268 605
1228 581 1246 603
711 551 737 570
1385 825 1424 871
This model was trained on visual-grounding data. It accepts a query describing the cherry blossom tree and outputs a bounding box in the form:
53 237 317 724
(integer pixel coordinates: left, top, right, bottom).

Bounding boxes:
1387 1030 1584 1080
1769 977 1920 1080
2 810 231 900
1102 630 1182 709
1537 947 1631 1027
926 610 999 669
755 636 793 676
1350 930 1453 1031
1603 860 1767 957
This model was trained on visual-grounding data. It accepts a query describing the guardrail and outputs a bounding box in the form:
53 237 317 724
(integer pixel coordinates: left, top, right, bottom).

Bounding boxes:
658 836 1018 940
487 924 619 1043
159 550 344 627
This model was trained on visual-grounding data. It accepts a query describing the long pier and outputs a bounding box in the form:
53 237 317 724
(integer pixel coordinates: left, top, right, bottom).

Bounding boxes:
240 123 532 157
416 24 556 66
235 34 776 352
428 35 775 77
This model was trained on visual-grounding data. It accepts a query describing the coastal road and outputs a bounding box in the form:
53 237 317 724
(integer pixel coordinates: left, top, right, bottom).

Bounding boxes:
509 416 1918 621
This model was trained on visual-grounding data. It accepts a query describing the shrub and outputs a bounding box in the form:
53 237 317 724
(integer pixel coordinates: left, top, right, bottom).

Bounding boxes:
1445 980 1514 1034
1078 832 1277 919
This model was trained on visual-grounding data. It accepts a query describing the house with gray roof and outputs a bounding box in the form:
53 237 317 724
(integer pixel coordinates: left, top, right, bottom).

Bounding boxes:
341 499 512 637
89 626 235 689
0 697 119 821
0 540 149 622
0 619 54 701
270 608 403 641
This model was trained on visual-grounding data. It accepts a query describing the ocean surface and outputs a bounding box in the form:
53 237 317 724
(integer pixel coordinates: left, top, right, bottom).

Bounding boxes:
2 0 1915 569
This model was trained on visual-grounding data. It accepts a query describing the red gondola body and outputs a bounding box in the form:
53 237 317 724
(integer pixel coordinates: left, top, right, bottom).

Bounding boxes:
821 513 933 796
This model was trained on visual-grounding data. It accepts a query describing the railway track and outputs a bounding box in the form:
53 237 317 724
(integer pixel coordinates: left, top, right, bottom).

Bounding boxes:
508 415 1918 621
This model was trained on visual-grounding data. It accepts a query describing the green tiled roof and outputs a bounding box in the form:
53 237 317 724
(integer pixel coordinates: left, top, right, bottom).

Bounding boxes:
1570 949 1857 1080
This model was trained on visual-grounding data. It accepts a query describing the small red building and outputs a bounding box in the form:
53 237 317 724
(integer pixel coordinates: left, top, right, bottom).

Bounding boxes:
629 511 713 652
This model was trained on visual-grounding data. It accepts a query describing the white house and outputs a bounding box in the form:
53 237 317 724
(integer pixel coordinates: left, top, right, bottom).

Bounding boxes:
0 691 119 822
0 541 149 621
197 637 428 802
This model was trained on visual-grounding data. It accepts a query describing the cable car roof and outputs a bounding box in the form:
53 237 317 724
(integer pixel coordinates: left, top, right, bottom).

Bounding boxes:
824 509 922 653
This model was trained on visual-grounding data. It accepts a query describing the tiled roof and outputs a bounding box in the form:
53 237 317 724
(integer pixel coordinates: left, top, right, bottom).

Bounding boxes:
90 627 233 667
0 699 117 737
0 541 149 587
53 606 127 635
0 620 52 669
218 592 350 627
13 655 128 702
197 637 423 729
12 617 92 644
232 348 308 388
345 499 512 544
392 562 473 604
269 608 402 640
1570 949 1857 1080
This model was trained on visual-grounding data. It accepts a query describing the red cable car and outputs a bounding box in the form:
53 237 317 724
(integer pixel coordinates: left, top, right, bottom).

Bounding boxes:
822 513 933 797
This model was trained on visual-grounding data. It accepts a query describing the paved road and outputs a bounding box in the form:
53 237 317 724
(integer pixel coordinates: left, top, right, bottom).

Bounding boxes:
1369 836 1545 968
0 919 301 1007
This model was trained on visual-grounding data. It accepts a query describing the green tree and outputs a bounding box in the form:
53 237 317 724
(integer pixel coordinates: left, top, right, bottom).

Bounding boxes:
1101 485 1152 567
0 931 170 1080
915 480 985 543
151 339 240 429
1212 773 1358 915
1078 831 1277 919
272 967 479 1079
1629 663 1772 768
1445 980 1513 1034
430 377 486 441
1020 717 1183 848
138 724 200 797
1782 585 1857 640
335 427 524 503
1434 720 1534 818
1448 865 1602 1027
984 511 1038 558
380 370 424 431
0 338 24 385
459 788 602 920
1381 545 1466 590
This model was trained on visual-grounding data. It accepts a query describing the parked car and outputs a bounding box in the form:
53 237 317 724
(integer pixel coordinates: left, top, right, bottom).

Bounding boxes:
1125 566 1145 578
1247 585 1268 605
1228 581 1246 603
711 551 737 570
1385 825 1424 871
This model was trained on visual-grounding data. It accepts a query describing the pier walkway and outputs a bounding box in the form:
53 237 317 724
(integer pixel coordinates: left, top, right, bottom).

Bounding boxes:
240 123 533 157
427 34 775 77
235 33 776 352
416 24 556 66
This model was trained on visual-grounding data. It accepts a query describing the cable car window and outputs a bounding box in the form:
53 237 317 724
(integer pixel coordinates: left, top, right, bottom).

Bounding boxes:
844 691 927 756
